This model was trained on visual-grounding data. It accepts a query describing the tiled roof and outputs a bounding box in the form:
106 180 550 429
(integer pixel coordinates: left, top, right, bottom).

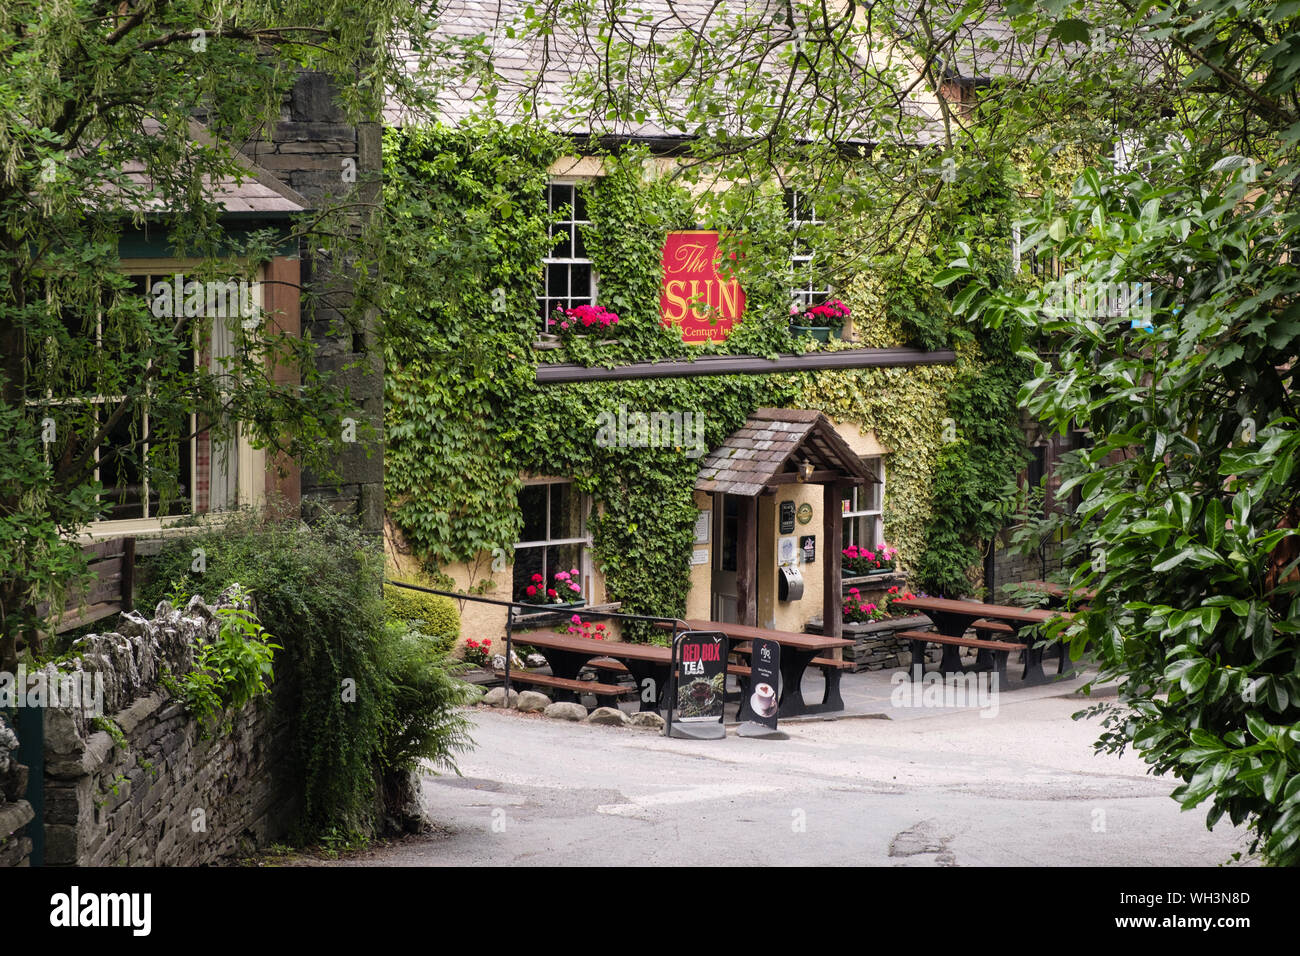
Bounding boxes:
695 408 879 497
388 0 944 144
108 119 308 215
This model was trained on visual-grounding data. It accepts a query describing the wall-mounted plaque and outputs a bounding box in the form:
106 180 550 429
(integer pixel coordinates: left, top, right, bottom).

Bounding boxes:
694 510 711 544
779 500 796 534
796 503 814 525
800 535 816 563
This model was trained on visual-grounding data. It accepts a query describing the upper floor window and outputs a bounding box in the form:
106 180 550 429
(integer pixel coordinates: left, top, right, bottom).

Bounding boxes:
786 189 831 310
539 183 595 329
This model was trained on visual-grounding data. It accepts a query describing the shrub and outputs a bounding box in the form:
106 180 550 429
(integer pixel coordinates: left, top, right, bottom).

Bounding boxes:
139 505 475 844
383 584 459 654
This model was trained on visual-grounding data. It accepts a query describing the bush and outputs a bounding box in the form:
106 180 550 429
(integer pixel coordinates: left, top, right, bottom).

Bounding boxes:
138 505 475 844
383 584 459 654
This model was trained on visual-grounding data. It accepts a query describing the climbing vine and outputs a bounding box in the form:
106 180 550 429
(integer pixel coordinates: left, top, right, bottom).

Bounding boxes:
382 123 1032 627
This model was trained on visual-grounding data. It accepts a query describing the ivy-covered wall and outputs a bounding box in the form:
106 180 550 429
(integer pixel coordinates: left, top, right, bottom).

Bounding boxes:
380 121 1031 646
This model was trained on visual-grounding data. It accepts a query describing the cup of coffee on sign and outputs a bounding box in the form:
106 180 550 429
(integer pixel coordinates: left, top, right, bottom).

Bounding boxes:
750 682 778 719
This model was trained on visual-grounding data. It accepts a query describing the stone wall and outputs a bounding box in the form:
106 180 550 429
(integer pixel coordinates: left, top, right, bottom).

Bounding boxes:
0 715 32 866
239 71 384 534
31 592 295 866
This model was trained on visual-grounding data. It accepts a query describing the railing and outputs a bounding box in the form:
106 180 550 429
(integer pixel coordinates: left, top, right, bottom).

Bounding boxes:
384 579 686 699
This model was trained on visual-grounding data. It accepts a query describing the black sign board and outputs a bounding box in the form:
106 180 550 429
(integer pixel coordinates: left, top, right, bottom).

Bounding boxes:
779 500 796 534
739 637 781 734
800 535 815 563
667 631 728 739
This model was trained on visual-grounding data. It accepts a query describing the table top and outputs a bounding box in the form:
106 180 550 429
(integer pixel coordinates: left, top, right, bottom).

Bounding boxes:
513 629 673 662
673 619 854 651
890 596 1073 624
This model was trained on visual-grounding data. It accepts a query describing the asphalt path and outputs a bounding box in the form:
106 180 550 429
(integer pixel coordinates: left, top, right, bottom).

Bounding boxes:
337 691 1255 867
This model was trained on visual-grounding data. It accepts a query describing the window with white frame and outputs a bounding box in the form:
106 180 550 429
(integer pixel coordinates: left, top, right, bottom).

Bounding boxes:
786 188 831 309
841 457 884 549
538 183 595 329
513 480 590 603
30 266 260 530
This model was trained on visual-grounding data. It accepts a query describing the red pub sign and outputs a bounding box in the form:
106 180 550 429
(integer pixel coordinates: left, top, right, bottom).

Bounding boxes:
659 231 745 343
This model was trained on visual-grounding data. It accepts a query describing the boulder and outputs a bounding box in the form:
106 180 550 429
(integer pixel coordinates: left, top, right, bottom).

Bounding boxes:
628 711 666 731
583 706 630 728
543 702 588 722
525 653 548 668
481 687 519 709
516 690 551 713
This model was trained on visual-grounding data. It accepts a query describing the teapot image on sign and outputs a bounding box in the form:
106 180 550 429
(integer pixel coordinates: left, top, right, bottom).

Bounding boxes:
659 231 746 343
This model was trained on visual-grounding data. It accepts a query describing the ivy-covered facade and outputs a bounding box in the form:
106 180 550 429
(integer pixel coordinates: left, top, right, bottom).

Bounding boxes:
379 118 1038 652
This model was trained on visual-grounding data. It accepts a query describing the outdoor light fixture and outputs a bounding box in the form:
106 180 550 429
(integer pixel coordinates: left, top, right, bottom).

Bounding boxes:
797 460 814 482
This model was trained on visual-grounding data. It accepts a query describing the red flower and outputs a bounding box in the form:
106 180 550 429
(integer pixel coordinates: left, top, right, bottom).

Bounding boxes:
547 588 557 598
526 585 537 596
531 573 543 583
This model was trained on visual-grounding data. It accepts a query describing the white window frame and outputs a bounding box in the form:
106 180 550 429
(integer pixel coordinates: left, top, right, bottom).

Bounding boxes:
43 259 268 538
788 188 832 310
512 477 593 606
841 456 885 549
539 181 597 331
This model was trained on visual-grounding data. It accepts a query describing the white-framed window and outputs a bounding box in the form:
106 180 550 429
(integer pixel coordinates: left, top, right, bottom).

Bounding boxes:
539 182 596 330
513 479 591 604
786 188 831 309
841 457 884 549
31 262 266 535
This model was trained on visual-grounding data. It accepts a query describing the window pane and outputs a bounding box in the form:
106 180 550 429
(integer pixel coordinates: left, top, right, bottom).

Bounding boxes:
546 265 569 297
150 407 193 518
550 224 572 258
518 484 547 541
574 223 588 259
513 546 545 601
570 263 592 302
548 544 583 598
99 405 146 520
573 187 588 221
550 184 573 213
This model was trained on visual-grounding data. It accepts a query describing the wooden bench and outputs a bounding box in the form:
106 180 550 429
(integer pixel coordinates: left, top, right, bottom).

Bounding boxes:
494 669 630 707
897 629 1026 684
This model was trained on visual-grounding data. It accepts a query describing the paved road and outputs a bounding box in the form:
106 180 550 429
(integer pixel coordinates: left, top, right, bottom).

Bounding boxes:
340 692 1255 867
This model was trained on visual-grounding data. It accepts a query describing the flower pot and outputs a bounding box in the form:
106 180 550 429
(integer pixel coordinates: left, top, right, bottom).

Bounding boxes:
791 324 832 343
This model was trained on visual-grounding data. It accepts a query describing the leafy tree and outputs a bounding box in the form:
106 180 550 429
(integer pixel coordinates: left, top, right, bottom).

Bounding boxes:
0 0 453 671
942 1 1300 864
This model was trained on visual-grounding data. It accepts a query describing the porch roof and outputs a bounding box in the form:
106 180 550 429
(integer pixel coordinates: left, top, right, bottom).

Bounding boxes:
694 408 879 497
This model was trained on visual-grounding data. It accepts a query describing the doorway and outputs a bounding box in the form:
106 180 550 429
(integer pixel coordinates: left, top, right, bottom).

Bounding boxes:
710 493 739 622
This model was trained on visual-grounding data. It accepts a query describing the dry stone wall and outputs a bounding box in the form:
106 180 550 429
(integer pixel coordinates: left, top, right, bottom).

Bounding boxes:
24 591 295 866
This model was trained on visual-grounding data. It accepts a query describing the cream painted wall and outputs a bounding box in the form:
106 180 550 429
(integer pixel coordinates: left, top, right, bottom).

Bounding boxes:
385 524 615 656
766 484 826 633
686 490 713 620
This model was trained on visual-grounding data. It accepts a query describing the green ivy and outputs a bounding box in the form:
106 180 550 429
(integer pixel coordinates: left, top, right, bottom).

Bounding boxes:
382 125 1030 626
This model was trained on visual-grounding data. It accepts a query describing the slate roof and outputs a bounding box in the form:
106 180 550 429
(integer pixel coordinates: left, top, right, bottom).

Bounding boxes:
695 408 879 497
110 119 309 216
388 0 944 144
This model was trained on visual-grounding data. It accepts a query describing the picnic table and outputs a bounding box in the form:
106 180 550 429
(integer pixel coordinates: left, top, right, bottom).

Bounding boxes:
507 629 675 711
888 596 1074 684
672 619 854 718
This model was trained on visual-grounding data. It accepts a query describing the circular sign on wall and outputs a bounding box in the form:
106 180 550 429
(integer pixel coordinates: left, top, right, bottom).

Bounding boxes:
796 503 813 525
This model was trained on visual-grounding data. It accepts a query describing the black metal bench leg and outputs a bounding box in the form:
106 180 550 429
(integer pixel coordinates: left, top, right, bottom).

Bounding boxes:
820 665 844 711
909 640 926 677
